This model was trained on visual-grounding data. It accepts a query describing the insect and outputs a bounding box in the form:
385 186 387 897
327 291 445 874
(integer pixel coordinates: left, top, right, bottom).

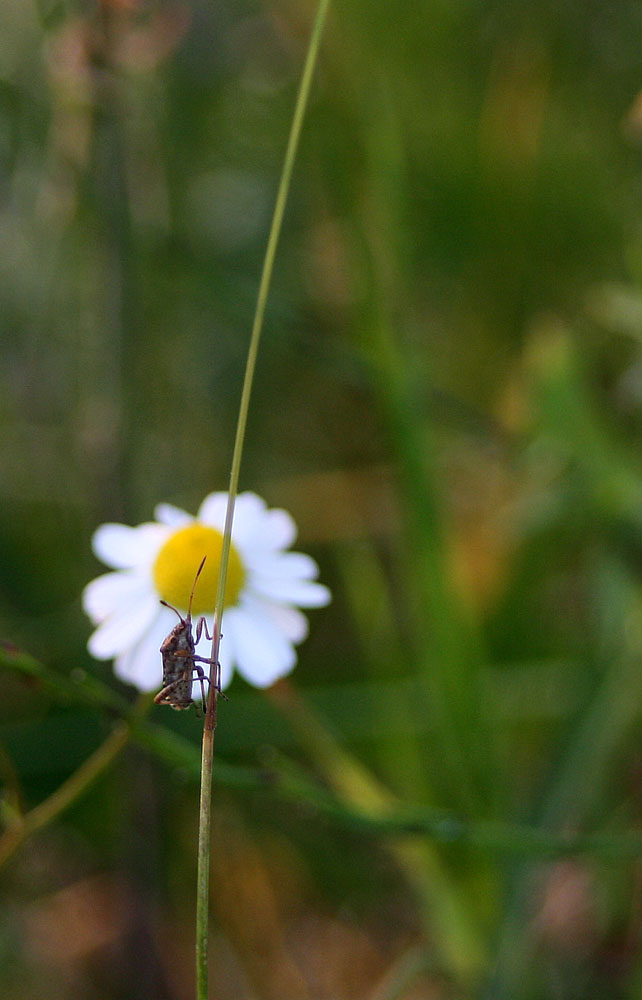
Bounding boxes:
154 556 219 712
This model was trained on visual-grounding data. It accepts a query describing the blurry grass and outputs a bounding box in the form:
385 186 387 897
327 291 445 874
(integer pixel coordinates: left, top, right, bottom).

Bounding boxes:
3 643 642 860
2 0 642 997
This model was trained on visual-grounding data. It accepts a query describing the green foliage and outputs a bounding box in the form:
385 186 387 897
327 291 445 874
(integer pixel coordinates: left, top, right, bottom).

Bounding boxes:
2 1 642 997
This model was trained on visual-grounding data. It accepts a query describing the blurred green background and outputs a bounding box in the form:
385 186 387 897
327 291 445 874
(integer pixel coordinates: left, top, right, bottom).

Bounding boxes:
3 0 642 997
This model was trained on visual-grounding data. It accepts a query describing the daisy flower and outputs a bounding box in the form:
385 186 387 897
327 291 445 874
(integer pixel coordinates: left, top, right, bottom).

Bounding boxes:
82 492 331 696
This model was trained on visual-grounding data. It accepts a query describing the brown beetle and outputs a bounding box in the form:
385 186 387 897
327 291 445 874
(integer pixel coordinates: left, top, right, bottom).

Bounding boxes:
154 556 218 711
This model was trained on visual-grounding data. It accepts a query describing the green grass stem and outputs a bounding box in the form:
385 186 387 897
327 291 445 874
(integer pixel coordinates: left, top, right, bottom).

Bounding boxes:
194 2 332 996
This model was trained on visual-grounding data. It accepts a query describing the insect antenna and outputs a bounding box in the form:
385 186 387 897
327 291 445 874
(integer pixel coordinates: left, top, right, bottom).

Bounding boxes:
160 555 207 622
186 555 207 622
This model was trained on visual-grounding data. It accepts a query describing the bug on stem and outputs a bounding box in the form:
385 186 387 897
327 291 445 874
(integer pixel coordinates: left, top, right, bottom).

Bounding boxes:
154 556 219 712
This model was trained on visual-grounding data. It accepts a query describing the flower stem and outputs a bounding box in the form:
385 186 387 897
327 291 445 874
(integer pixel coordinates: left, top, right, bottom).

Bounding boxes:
195 1 332 996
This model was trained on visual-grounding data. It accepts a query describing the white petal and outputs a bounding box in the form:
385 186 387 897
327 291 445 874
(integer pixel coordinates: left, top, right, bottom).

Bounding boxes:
233 495 299 553
260 508 297 549
92 523 167 569
154 503 193 528
258 601 309 643
82 571 151 624
250 576 331 607
88 591 160 659
224 603 296 688
197 492 228 528
217 637 234 690
114 611 172 692
248 551 320 580
224 493 267 549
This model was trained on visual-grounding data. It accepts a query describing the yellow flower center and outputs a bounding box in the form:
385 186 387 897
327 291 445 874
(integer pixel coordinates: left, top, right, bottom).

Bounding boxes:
153 523 245 615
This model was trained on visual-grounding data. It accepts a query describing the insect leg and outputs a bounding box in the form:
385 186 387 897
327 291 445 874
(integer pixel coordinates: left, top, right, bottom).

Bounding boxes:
189 662 209 712
194 616 215 644
192 656 224 686
190 658 228 703
154 678 183 704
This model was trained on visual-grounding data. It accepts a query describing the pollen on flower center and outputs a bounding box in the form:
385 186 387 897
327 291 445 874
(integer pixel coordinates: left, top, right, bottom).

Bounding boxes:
153 523 245 615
